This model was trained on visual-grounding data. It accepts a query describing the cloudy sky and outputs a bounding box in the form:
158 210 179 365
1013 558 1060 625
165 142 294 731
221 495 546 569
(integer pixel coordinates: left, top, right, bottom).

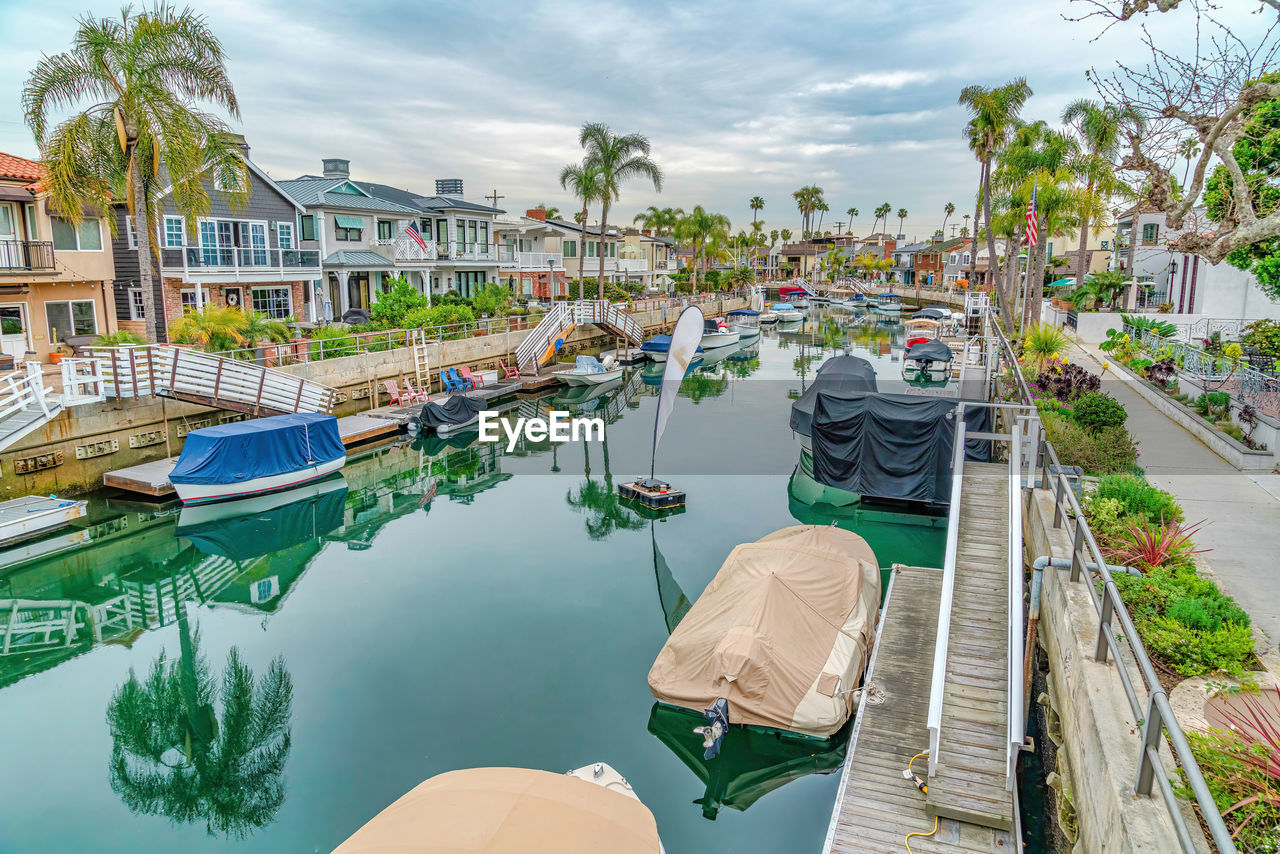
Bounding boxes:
0 0 1238 239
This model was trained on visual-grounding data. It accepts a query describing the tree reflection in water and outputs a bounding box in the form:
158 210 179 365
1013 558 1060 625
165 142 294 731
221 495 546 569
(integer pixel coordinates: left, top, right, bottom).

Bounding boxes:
105 601 293 839
565 423 644 541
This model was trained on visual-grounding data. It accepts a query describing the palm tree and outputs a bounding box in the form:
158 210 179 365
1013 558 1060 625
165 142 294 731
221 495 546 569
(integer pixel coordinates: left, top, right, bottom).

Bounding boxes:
565 426 642 540
769 228 779 246
959 77 1033 321
846 207 859 232
942 202 955 235
535 203 561 219
236 310 290 353
791 185 824 236
675 206 731 290
169 305 244 351
962 213 971 237
1178 137 1200 188
1063 99 1137 297
559 160 604 300
780 228 793 244
896 208 908 237
749 195 765 229
24 5 248 344
871 203 892 235
106 599 292 838
576 123 663 300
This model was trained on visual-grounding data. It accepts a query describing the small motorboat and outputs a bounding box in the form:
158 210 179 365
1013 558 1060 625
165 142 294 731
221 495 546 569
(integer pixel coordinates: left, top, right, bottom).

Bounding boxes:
772 303 804 323
702 316 742 348
758 307 779 324
0 496 87 547
902 339 955 384
561 354 624 386
333 764 665 854
903 317 942 348
875 293 903 313
641 334 704 362
409 394 486 435
168 413 346 505
648 525 881 743
789 355 879 453
725 308 762 340
777 284 809 300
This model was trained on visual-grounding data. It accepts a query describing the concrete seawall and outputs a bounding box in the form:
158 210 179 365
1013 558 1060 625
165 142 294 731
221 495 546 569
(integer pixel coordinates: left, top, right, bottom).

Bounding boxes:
0 297 746 497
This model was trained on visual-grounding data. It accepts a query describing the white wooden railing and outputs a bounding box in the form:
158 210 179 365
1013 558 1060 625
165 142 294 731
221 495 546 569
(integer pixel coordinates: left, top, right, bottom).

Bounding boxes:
395 235 438 262
515 302 573 371
0 363 61 451
88 345 335 415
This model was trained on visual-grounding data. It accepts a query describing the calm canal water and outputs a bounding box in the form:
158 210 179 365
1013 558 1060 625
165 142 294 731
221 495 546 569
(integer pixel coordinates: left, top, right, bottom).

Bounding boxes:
0 307 950 853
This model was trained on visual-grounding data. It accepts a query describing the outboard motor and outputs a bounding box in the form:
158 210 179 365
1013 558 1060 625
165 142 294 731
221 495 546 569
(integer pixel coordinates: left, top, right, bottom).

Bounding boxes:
694 698 730 760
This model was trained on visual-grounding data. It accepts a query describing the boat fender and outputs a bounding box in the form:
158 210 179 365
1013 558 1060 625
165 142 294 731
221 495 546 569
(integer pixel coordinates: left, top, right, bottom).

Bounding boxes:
694 697 730 760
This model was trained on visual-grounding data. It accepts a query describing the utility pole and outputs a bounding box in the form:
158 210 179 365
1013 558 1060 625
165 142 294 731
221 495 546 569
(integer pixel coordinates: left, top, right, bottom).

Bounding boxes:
951 224 958 238
486 189 505 210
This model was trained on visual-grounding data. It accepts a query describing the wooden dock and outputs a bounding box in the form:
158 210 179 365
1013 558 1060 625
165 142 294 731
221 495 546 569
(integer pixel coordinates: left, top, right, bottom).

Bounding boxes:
825 565 1015 853
926 461 1013 830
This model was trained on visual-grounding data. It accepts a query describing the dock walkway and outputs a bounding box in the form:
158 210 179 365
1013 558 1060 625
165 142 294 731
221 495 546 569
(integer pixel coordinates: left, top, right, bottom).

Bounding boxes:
825 566 1013 853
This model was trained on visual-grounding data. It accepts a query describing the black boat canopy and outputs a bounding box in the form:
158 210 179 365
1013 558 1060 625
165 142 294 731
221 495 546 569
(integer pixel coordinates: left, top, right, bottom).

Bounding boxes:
413 395 485 430
913 307 948 319
789 356 879 437
905 340 954 362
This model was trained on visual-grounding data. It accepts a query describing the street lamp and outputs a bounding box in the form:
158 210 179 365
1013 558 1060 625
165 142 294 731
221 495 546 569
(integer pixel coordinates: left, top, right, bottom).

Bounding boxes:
547 258 556 303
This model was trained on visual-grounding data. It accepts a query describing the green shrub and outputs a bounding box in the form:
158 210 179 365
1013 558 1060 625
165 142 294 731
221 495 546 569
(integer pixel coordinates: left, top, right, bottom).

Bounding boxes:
1144 617 1255 677
1083 496 1137 544
369 275 429 329
307 324 357 360
1043 413 1138 475
1094 474 1183 524
1071 391 1128 433
403 304 476 336
93 330 146 346
1166 594 1252 633
1218 422 1246 442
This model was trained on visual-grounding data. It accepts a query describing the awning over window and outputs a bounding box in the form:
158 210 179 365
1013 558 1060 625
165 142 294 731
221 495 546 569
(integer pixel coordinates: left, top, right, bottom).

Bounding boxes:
334 215 364 229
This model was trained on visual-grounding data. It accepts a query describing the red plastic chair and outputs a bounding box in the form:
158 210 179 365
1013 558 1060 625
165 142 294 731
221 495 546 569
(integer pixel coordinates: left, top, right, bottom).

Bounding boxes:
499 360 521 380
458 365 485 388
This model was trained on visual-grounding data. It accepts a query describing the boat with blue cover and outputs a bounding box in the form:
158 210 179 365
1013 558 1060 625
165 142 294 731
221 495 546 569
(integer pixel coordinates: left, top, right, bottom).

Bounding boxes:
168 412 346 505
640 334 704 363
725 309 762 340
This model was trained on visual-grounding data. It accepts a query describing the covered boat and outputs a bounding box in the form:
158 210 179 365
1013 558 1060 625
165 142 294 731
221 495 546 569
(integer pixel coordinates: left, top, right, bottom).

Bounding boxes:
648 525 881 740
562 354 624 386
332 765 663 854
725 308 762 340
902 339 954 383
903 316 942 348
169 413 346 504
789 355 879 450
913 306 951 320
772 303 803 322
409 394 485 435
874 292 903 313
640 334 704 362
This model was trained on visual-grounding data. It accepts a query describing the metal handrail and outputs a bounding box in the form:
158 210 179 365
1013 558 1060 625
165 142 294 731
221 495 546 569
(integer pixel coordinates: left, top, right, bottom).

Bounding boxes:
993 321 1233 853
926 407 968 776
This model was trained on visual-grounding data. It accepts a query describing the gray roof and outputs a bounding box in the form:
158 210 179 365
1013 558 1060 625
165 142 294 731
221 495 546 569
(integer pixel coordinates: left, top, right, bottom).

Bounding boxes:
356 180 503 215
279 177 421 214
322 249 396 268
895 241 932 253
545 218 619 237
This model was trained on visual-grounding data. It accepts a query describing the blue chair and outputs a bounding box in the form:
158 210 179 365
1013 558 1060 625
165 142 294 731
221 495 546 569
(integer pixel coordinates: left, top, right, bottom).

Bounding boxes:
448 367 473 391
440 369 462 395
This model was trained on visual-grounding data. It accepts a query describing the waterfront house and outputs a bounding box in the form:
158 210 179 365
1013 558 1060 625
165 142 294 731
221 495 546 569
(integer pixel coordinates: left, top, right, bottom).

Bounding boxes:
492 208 567 300
109 136 322 340
541 218 625 289
914 237 969 288
620 228 678 292
889 241 930 286
0 152 118 362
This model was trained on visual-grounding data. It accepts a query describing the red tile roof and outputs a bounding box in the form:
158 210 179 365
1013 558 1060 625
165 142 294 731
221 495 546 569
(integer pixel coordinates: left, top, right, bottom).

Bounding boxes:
0 152 45 183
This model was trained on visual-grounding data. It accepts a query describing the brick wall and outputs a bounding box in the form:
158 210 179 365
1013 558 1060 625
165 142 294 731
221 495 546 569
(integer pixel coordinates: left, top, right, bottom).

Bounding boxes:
161 278 308 323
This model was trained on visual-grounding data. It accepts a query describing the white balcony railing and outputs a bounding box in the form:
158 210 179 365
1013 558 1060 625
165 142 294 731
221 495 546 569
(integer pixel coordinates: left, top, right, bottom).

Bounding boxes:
498 247 563 269
161 246 322 277
395 235 438 262
436 242 498 263
617 258 648 273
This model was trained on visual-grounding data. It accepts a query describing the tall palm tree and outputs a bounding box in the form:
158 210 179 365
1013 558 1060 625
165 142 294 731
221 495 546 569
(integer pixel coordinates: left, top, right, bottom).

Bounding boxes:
959 77 1033 321
769 228 779 246
872 203 892 235
815 200 830 234
962 213 971 237
1062 99 1137 295
749 195 765 229
942 202 955 235
846 207 859 232
107 599 293 839
24 5 248 343
576 123 663 300
675 206 731 290
559 160 604 300
1178 137 1200 188
780 228 793 244
535 203 561 219
896 207 908 237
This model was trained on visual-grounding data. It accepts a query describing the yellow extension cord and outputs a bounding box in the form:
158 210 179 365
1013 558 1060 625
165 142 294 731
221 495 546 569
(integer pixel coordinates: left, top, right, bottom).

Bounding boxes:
904 751 940 853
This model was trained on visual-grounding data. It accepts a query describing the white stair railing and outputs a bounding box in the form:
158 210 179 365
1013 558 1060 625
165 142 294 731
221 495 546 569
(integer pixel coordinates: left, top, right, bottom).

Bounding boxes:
515 302 572 371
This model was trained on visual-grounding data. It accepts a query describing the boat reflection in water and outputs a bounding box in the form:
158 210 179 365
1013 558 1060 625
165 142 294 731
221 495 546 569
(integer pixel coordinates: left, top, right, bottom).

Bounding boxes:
647 703 848 821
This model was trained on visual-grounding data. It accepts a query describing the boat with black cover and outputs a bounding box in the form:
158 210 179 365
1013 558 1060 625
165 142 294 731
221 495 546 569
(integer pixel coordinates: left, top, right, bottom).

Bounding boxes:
408 394 486 435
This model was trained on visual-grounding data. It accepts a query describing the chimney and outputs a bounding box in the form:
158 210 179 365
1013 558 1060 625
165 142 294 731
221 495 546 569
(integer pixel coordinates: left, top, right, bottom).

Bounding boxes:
322 158 350 179
435 178 464 199
227 133 251 158
526 208 546 222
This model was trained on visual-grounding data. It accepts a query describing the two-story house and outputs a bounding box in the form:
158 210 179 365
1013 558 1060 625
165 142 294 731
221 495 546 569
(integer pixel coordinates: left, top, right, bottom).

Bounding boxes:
542 219 624 289
0 152 118 362
889 241 930 286
492 209 566 299
109 136 322 340
914 237 969 288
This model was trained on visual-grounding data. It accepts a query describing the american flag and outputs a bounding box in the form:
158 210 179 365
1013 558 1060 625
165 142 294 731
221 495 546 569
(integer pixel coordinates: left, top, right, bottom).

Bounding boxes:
405 220 429 252
1024 184 1038 249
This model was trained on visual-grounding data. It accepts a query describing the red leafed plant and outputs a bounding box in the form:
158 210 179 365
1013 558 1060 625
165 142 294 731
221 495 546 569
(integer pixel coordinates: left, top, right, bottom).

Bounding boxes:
1107 519 1209 569
1208 684 1280 783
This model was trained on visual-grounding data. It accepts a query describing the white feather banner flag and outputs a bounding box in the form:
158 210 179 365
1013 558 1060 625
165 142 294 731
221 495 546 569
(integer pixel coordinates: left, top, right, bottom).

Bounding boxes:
650 306 704 477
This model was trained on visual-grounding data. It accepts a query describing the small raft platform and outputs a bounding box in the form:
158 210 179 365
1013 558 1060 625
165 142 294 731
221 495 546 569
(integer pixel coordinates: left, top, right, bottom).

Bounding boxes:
617 478 686 511
0 496 88 546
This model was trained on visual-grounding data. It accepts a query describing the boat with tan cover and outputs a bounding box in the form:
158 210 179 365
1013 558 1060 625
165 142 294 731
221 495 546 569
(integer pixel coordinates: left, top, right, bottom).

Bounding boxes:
647 525 880 741
332 764 663 853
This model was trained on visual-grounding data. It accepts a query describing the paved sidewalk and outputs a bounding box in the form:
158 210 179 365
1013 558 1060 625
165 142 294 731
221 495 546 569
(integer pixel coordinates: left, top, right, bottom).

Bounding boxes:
1072 343 1280 647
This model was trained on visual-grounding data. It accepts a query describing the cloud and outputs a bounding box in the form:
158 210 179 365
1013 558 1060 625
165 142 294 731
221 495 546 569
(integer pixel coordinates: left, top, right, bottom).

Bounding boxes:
808 70 939 93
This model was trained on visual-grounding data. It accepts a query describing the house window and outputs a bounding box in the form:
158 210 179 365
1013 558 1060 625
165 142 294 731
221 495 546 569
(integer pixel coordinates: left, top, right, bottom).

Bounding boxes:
963 253 971 264
607 242 616 258
1141 223 1159 245
277 222 294 249
126 215 137 249
45 299 97 340
377 220 393 241
251 286 292 319
163 216 184 248
300 215 316 241
180 290 199 313
587 241 598 258
23 205 38 241
479 222 489 247
50 218 103 251
128 289 145 320
563 240 577 258
455 220 466 248
335 222 362 241
213 165 246 193
1101 240 1110 250
419 219 432 241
